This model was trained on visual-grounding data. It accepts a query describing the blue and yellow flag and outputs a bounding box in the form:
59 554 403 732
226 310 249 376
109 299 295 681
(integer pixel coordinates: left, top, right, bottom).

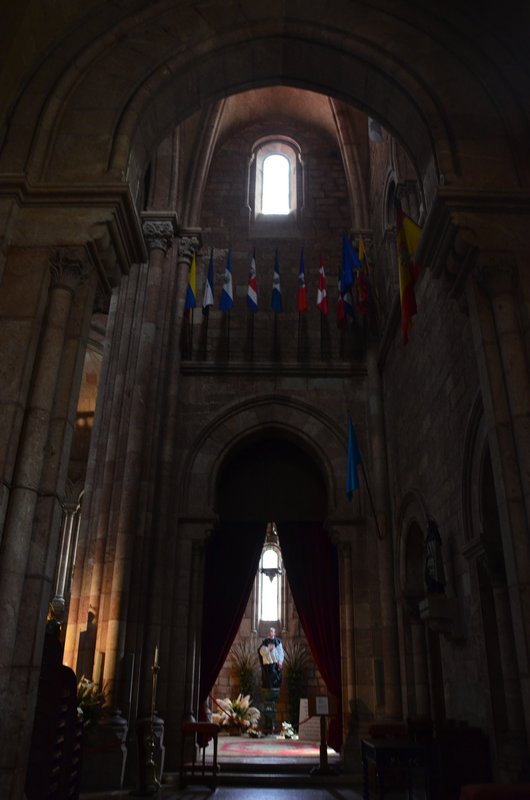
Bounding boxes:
184 250 197 312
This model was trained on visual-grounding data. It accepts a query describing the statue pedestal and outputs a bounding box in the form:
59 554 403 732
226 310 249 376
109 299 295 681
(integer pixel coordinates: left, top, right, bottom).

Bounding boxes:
262 689 280 734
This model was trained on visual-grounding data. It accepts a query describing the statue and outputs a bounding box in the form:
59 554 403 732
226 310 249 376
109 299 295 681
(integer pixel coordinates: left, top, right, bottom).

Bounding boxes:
425 517 446 594
258 627 284 689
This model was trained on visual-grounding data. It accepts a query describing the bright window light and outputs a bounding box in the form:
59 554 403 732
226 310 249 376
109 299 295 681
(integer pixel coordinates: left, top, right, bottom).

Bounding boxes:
262 154 290 215
260 548 280 620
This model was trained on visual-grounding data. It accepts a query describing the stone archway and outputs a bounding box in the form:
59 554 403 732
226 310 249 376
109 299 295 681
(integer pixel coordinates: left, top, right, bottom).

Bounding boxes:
2 3 527 194
177 394 348 519
170 394 356 763
207 434 331 749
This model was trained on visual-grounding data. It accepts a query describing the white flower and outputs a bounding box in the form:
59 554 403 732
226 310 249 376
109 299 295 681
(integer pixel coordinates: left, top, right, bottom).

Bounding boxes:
214 694 261 729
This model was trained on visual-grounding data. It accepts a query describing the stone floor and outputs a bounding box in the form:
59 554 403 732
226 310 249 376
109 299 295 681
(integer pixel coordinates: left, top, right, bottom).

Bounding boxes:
79 736 363 799
81 788 364 800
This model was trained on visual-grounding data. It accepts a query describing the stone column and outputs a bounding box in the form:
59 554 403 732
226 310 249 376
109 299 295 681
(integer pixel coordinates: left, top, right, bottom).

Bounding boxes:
51 498 83 621
334 533 357 766
100 214 177 699
410 619 430 717
366 343 402 719
0 247 90 800
467 256 530 742
479 259 530 526
162 524 209 771
492 581 526 742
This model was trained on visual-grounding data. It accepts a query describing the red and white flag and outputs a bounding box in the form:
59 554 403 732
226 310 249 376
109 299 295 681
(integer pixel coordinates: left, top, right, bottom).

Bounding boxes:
297 249 308 312
316 255 328 314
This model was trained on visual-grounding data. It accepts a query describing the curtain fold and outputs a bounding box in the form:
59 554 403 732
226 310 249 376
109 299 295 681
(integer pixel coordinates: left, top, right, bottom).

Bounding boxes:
277 523 343 752
199 522 265 707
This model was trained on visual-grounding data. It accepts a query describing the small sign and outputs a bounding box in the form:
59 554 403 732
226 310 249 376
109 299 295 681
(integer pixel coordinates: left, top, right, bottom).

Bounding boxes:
315 696 329 715
298 699 321 741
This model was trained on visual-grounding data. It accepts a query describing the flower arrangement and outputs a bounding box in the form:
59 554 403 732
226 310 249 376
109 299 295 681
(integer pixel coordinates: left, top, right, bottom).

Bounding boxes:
213 693 260 733
77 676 106 729
281 721 296 739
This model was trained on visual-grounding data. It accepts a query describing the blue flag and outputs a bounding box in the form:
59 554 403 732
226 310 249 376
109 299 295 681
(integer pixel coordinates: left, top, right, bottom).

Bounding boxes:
219 249 234 312
271 250 282 312
346 415 362 499
202 249 214 316
184 250 197 312
341 232 361 317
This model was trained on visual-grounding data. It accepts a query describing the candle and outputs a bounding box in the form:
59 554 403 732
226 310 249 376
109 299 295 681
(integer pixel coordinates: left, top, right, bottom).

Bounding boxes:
154 644 159 667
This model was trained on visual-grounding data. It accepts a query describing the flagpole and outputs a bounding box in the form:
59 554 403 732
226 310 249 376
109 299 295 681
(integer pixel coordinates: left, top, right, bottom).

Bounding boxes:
348 411 384 541
359 460 384 540
297 312 301 361
189 308 194 359
203 313 209 360
226 312 230 361
250 311 254 362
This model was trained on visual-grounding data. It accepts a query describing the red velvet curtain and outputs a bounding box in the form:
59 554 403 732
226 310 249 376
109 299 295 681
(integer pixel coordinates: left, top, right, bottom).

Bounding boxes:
277 523 343 752
199 522 265 707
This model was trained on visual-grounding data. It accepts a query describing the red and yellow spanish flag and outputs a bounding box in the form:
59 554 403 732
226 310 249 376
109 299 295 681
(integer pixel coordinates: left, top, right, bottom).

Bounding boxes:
396 205 422 344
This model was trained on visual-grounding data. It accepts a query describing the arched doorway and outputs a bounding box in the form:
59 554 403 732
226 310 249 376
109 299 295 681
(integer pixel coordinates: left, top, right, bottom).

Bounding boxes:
198 434 343 758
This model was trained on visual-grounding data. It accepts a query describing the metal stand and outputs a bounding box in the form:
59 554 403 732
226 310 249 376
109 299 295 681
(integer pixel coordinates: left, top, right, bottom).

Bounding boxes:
132 647 161 796
309 714 336 776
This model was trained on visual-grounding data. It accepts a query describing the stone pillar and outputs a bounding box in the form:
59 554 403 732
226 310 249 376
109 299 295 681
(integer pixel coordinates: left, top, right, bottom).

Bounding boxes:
410 620 430 717
479 259 530 526
162 524 209 771
51 498 83 621
333 533 359 769
153 232 200 547
100 214 177 700
366 343 402 719
0 247 90 800
492 582 526 742
467 256 530 744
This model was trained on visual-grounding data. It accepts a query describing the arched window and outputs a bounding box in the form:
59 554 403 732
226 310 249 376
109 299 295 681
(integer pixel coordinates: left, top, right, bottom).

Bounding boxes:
260 546 281 620
253 522 285 632
249 138 302 226
262 154 290 214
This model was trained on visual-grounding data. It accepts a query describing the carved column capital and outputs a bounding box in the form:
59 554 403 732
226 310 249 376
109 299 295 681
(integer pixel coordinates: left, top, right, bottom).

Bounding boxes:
178 229 202 265
141 211 178 254
49 247 91 293
475 252 518 297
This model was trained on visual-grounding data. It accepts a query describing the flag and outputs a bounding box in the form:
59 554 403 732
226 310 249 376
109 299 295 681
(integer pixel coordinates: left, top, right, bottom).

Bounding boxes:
219 249 234 312
346 415 362 499
336 277 347 329
202 249 214 316
359 234 370 275
271 250 282 312
184 250 197 314
396 204 422 343
354 236 370 316
316 254 328 314
341 232 360 317
297 249 308 312
246 249 258 312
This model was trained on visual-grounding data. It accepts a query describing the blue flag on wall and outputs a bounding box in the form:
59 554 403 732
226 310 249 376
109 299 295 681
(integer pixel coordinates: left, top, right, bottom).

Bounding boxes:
346 415 362 499
219 249 234 312
271 250 283 312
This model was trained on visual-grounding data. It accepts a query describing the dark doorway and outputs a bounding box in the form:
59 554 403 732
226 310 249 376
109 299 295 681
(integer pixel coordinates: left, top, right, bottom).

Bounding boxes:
216 435 327 522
